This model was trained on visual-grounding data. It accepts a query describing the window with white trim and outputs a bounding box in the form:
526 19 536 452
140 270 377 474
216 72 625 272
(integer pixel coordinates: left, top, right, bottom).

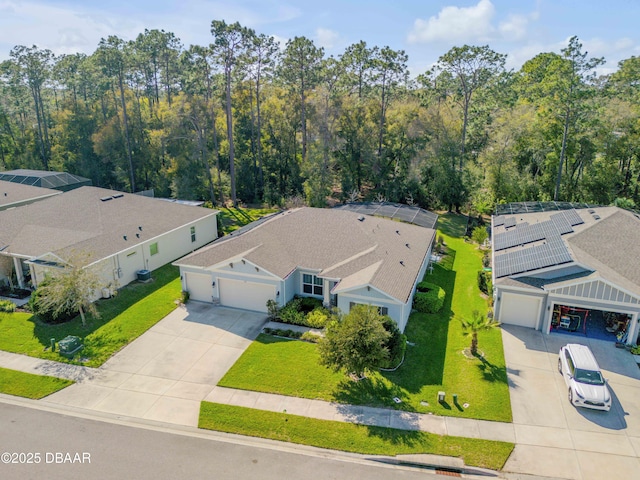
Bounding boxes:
190 226 196 243
302 274 323 296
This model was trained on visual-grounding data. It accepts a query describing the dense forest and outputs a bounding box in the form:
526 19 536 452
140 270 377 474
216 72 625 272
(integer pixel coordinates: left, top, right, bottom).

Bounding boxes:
1 21 640 214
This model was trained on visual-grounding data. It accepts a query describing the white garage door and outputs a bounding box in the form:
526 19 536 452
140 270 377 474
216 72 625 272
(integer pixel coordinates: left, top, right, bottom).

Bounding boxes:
500 292 541 328
219 278 275 313
185 272 213 303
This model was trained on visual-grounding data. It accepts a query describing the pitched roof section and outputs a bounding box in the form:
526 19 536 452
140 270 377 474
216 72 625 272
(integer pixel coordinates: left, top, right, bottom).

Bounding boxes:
0 186 217 264
0 180 61 210
567 209 640 295
493 206 640 298
177 207 436 303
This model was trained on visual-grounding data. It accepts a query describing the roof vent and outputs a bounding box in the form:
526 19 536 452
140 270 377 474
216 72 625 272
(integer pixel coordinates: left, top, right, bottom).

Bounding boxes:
357 215 365 221
138 226 143 231
400 260 405 266
113 193 124 199
101 196 113 202
136 233 140 238
593 214 601 220
396 230 400 235
123 235 127 241
3 192 6 197
405 243 410 248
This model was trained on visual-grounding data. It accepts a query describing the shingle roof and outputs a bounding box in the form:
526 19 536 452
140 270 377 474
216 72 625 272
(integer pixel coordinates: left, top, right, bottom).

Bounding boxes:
0 180 61 209
0 186 217 265
176 207 436 303
567 209 640 296
493 206 640 297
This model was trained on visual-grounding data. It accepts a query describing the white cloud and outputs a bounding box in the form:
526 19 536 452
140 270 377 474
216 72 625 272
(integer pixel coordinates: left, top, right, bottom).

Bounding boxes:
407 0 496 44
499 14 529 41
0 1 143 58
315 28 340 50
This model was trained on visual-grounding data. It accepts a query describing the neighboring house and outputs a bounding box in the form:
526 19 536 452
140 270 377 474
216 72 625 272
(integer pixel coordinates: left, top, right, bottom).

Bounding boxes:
492 204 640 345
0 180 61 211
174 207 436 332
0 186 218 294
0 169 92 192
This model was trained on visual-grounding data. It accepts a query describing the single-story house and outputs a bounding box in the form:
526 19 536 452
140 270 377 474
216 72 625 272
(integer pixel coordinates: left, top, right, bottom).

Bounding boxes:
0 186 218 294
0 180 61 211
492 204 640 345
174 207 437 332
0 169 92 192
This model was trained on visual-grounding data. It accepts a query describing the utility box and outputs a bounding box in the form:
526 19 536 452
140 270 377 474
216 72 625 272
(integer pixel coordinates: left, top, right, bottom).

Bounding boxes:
58 335 84 358
137 269 151 282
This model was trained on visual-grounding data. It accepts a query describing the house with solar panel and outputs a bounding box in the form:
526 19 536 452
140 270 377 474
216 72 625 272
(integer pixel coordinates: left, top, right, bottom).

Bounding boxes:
492 204 640 345
174 205 438 332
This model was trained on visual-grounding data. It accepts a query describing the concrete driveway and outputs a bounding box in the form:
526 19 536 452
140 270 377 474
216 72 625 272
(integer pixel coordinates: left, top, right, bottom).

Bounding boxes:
501 324 640 480
45 303 266 426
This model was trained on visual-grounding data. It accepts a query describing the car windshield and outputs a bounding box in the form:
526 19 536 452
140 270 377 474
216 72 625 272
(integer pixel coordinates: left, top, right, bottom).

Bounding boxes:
574 368 604 385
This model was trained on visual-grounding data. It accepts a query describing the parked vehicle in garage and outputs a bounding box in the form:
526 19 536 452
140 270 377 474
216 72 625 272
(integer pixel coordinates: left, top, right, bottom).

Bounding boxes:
558 343 611 411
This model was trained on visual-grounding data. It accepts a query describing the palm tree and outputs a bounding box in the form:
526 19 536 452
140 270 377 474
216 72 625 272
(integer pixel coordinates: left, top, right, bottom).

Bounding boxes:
459 310 500 356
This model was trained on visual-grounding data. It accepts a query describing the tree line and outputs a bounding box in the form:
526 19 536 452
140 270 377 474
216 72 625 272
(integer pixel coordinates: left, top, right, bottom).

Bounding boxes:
2 22 640 213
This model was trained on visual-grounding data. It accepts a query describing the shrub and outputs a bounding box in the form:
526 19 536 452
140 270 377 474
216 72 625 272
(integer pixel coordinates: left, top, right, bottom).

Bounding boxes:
378 316 407 369
277 297 331 328
472 226 489 245
266 299 280 320
181 290 190 304
413 282 446 313
301 331 322 343
482 252 490 268
0 300 16 313
477 270 492 295
298 296 322 313
28 281 77 324
305 308 329 328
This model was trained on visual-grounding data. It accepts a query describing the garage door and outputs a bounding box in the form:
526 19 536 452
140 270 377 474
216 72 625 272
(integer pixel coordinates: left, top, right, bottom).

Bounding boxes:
219 278 275 313
499 292 541 328
185 272 213 303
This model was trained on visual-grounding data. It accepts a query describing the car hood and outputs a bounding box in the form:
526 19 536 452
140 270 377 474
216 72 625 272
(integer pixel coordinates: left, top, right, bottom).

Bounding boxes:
575 382 609 402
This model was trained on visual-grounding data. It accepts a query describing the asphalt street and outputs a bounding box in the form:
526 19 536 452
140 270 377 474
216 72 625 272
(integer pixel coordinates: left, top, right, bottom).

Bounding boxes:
0 401 457 480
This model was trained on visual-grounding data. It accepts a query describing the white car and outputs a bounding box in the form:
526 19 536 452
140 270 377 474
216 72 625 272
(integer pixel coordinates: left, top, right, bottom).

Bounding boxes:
558 343 611 411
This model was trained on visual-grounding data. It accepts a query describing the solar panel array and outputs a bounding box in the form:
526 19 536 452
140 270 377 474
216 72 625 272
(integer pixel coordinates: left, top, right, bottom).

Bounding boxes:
493 215 505 227
495 201 600 216
334 202 438 230
494 235 573 278
492 209 582 277
504 217 516 228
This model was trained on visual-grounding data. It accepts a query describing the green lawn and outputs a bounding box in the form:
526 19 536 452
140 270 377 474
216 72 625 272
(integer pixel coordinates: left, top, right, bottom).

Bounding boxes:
217 206 279 234
219 213 511 422
199 402 514 471
0 367 73 399
0 264 182 367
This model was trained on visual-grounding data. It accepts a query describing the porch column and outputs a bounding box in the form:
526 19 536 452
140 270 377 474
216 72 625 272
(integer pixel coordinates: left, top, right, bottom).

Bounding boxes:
323 279 330 307
13 257 24 289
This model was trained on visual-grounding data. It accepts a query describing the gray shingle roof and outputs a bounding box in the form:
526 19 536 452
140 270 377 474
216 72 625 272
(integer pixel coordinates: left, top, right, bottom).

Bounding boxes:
567 209 640 295
0 180 61 209
493 206 640 297
0 186 217 265
176 207 436 303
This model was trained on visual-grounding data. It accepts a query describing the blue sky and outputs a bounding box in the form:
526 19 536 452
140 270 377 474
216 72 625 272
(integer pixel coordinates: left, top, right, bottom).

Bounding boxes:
1 0 639 74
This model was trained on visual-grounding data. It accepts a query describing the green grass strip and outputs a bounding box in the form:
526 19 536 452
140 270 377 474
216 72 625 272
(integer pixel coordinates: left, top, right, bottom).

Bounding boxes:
199 402 514 471
0 264 181 367
0 367 73 399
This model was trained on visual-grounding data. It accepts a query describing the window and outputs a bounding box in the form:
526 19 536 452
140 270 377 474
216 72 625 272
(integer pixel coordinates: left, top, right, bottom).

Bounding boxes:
565 350 575 375
190 226 196 243
150 242 159 256
303 274 323 296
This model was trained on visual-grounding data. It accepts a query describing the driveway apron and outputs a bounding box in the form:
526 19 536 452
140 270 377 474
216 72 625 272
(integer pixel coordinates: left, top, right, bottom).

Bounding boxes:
501 324 640 480
45 303 266 427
